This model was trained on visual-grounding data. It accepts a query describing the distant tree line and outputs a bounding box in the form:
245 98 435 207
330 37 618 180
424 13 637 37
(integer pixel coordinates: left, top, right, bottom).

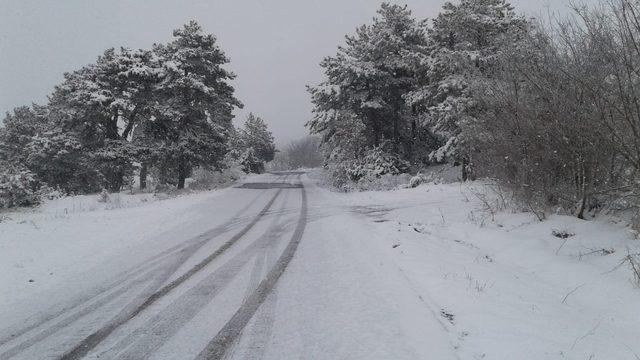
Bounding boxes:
309 0 640 219
269 136 323 171
0 21 275 208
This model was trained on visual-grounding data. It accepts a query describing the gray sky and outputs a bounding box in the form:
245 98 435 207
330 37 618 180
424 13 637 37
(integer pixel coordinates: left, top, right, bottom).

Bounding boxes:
0 0 591 147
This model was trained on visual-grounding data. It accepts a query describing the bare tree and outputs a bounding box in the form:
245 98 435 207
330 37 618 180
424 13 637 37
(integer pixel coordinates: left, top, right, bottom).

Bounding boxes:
467 0 640 219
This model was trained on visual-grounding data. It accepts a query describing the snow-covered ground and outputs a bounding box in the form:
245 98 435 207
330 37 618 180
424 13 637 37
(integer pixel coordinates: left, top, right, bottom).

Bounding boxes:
303 180 640 359
0 187 244 322
1 172 639 359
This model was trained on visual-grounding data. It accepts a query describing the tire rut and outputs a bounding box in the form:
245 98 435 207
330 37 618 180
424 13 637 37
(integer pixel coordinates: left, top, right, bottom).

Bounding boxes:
57 188 283 360
0 189 270 352
100 191 293 359
196 178 308 360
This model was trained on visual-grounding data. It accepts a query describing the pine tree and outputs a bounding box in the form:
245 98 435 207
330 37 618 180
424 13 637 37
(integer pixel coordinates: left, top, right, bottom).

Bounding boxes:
238 147 264 174
0 106 47 165
151 21 242 189
307 3 431 165
48 47 161 191
240 113 276 163
418 0 527 178
0 106 103 194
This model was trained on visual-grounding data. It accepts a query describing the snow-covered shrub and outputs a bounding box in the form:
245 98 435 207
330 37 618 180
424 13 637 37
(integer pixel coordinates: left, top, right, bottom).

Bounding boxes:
325 161 355 191
97 189 110 203
37 185 65 201
323 146 411 192
238 148 265 174
353 173 412 191
26 132 103 194
189 166 244 191
0 166 41 208
346 147 410 182
408 175 423 188
326 162 411 192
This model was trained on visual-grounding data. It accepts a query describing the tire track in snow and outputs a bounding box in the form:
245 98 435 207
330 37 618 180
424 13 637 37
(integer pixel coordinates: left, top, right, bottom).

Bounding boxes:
58 188 283 360
196 178 308 360
226 244 281 360
99 190 293 359
0 188 270 352
224 187 292 360
0 190 270 359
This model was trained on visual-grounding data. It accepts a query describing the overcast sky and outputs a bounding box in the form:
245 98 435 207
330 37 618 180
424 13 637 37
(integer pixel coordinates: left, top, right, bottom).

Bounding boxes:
0 0 594 146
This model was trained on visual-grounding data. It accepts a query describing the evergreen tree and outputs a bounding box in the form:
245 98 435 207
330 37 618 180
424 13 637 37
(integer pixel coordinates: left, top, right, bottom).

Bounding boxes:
307 3 431 165
417 0 526 178
0 106 102 194
240 113 276 163
48 47 160 191
238 147 264 174
151 21 242 189
0 106 47 165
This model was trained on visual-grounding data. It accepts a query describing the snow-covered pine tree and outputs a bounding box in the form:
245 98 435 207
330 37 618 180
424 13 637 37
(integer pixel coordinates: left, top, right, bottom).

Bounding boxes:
0 107 47 207
151 21 242 189
240 113 276 163
238 147 264 174
416 0 527 179
0 105 102 195
47 47 160 191
307 3 431 166
0 106 47 165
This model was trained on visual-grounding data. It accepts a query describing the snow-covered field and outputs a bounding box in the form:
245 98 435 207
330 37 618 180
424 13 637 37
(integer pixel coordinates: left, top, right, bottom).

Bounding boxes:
1 173 639 359
316 181 640 359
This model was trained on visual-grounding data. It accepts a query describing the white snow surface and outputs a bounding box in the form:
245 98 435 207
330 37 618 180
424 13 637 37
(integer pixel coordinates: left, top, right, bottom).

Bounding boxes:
0 173 639 359
305 181 640 360
0 188 240 322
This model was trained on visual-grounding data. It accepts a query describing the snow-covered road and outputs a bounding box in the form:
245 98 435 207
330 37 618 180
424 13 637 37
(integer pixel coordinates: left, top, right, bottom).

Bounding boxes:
4 172 638 359
0 172 457 360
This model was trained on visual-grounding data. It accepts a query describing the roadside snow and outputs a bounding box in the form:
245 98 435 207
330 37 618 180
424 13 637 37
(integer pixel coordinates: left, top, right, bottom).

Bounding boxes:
1 172 638 359
0 187 239 321
328 181 640 360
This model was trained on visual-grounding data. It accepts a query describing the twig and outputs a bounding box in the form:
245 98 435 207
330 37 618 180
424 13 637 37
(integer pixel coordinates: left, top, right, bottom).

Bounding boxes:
571 319 602 350
556 238 569 255
438 207 446 224
561 283 586 304
625 248 640 285
577 247 615 260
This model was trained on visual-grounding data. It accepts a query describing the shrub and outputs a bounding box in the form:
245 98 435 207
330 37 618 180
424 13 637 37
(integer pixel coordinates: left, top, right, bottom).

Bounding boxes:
408 175 423 188
346 146 410 182
238 148 265 174
0 166 41 208
189 167 244 191
324 146 411 192
37 185 65 201
97 189 110 203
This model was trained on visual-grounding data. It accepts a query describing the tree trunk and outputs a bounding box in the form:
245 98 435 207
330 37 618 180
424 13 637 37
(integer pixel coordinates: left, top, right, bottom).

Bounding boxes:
393 115 399 145
576 164 590 219
461 157 470 182
139 163 148 190
177 162 188 190
576 194 587 220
